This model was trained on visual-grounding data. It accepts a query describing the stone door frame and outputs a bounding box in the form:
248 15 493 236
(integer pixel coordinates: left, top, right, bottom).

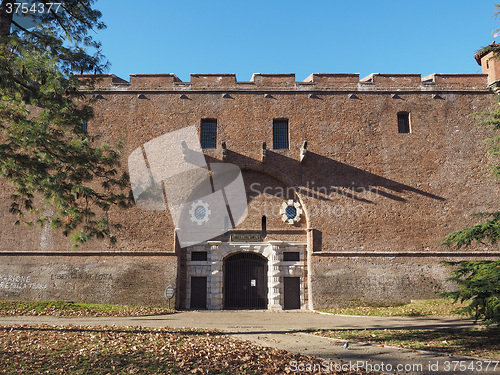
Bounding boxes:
185 240 307 310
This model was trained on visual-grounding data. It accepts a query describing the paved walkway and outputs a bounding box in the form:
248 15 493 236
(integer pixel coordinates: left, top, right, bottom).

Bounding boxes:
0 311 497 375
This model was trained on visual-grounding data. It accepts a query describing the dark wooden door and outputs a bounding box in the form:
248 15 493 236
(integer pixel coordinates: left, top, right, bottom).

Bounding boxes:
224 252 267 309
190 276 207 309
283 277 301 310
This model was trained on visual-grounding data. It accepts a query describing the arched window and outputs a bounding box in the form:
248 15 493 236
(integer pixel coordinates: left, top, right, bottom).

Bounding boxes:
397 112 411 133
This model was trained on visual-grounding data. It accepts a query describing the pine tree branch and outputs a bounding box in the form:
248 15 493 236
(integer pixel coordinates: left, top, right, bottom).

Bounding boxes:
10 19 35 36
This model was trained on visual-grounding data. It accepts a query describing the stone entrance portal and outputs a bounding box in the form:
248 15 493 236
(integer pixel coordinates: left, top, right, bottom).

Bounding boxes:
184 240 307 310
224 252 267 309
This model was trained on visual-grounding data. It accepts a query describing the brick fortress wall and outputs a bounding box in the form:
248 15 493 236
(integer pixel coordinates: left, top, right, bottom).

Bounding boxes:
0 70 498 307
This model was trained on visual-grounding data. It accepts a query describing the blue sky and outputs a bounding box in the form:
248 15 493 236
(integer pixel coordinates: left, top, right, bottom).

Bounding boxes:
95 1 500 82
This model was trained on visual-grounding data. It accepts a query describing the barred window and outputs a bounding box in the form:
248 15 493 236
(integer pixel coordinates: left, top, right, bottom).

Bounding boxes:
273 119 289 150
397 112 410 133
191 251 208 261
82 122 88 132
200 119 217 148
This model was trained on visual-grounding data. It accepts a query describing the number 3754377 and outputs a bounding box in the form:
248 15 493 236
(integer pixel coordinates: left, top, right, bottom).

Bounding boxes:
5 2 62 15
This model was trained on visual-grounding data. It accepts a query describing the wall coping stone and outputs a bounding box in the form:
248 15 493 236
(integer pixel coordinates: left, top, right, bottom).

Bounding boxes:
0 251 177 256
313 251 500 257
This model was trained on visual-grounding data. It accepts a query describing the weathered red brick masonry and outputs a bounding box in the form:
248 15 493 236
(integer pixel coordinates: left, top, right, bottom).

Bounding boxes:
0 50 499 309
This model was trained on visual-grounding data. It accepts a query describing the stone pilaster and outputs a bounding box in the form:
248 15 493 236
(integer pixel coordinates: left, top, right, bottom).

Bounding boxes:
207 241 223 309
267 240 283 310
306 228 314 310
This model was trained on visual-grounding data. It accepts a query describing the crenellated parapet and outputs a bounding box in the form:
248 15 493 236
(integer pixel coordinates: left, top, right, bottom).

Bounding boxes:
190 73 236 88
78 71 490 92
129 73 181 89
360 73 421 86
422 73 489 89
250 73 296 87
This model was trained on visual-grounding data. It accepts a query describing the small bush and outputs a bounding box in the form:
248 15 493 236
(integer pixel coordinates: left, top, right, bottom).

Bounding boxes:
443 260 500 326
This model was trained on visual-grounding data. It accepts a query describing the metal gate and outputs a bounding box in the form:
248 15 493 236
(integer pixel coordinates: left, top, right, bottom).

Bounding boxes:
224 252 268 309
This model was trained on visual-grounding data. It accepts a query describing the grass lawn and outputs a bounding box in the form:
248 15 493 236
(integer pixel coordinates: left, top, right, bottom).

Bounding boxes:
0 300 175 317
315 299 500 360
319 298 468 317
312 327 500 360
0 324 374 374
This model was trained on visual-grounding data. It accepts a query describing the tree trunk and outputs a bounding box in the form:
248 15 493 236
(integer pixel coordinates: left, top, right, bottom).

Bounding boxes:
0 1 14 37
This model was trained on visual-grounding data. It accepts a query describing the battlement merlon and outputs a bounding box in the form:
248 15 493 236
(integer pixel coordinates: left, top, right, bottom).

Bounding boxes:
75 72 490 92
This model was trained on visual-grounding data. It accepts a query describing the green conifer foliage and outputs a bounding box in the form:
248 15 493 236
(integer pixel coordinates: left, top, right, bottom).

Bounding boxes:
0 1 130 246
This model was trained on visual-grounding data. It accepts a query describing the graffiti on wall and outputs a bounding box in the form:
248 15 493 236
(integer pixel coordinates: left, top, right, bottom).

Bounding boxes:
50 272 113 282
0 274 47 290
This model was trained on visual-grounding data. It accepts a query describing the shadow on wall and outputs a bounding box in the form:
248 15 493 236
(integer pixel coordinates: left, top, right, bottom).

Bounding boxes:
303 151 445 203
213 149 445 204
189 148 446 252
